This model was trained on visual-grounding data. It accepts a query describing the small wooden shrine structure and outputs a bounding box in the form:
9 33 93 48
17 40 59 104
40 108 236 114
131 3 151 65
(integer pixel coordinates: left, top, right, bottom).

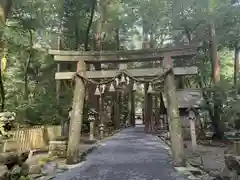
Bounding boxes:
49 44 199 165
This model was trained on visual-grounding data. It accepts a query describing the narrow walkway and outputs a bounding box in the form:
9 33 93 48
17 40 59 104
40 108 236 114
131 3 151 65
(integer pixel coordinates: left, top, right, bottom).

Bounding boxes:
54 126 186 180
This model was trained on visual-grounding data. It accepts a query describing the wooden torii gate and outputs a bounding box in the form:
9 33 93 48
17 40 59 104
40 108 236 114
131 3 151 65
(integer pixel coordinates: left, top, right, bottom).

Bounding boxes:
49 44 199 165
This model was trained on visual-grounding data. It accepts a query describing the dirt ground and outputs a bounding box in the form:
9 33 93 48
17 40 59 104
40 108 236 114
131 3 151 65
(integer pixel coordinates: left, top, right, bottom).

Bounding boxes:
158 132 234 177
184 140 230 176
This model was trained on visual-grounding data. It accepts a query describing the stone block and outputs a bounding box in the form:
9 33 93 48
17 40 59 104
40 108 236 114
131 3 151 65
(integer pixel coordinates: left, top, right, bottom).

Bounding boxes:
49 141 67 158
29 164 42 174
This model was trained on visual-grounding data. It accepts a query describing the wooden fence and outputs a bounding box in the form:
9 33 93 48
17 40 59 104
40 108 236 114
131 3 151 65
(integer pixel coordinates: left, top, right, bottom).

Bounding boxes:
4 126 61 152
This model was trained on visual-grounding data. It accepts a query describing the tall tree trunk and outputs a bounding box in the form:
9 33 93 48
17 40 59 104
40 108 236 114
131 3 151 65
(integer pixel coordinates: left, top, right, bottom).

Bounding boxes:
0 54 5 111
95 0 105 53
142 21 150 129
24 29 33 100
113 27 121 129
84 0 97 51
92 0 106 135
75 23 79 50
209 22 224 139
0 1 12 26
0 0 13 112
115 28 120 51
234 45 240 85
209 23 220 84
85 0 97 110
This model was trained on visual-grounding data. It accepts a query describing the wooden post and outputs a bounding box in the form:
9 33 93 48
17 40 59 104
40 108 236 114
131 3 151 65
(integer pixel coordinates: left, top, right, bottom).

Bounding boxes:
110 98 115 128
144 83 153 132
114 91 120 129
234 47 239 85
159 93 166 129
89 120 95 140
66 60 86 164
151 95 155 131
131 87 136 127
163 54 185 166
56 33 62 106
99 94 104 139
56 63 61 104
147 93 153 132
144 83 149 132
155 95 160 128
128 83 133 126
56 33 64 135
94 95 100 138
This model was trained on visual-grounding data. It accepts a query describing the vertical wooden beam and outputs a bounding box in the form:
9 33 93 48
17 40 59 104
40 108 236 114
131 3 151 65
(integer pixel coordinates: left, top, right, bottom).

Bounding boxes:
95 95 100 138
142 107 145 124
234 47 239 85
150 95 156 131
66 60 86 164
146 93 153 132
56 63 63 134
144 83 153 132
163 54 185 166
150 95 157 131
114 91 121 129
154 95 159 128
110 99 114 127
128 82 133 125
99 93 104 139
56 33 63 135
56 64 61 104
131 88 136 127
144 83 149 132
56 32 62 103
159 92 166 129
122 92 127 125
119 63 127 126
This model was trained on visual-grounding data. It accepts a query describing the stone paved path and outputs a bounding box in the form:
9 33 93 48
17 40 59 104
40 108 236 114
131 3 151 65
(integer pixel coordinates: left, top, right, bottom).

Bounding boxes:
54 126 186 180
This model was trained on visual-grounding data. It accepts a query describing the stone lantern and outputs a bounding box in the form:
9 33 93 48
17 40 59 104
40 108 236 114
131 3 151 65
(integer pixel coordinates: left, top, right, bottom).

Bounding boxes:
88 109 97 141
99 124 104 139
188 109 197 152
0 112 30 179
0 112 16 152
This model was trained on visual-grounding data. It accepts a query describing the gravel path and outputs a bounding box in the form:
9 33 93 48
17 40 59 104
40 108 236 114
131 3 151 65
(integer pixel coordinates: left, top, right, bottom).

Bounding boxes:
54 126 186 180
